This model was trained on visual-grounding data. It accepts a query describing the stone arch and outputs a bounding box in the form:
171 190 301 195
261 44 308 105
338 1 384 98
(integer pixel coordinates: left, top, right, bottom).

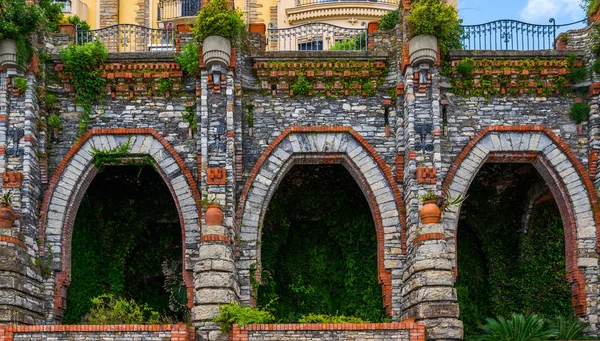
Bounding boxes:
442 125 599 320
39 128 201 320
236 126 406 317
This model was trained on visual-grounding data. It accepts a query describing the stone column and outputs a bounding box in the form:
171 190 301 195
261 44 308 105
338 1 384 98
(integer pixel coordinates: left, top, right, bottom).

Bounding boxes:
99 0 119 28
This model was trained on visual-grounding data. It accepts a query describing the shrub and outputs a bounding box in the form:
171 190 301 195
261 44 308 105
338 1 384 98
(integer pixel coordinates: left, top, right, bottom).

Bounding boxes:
13 77 27 92
47 114 61 129
468 313 554 341
549 315 589 340
298 314 367 323
457 58 474 78
158 78 173 96
0 0 45 65
330 33 367 51
593 60 600 74
84 294 159 325
570 102 590 123
379 9 399 31
45 93 58 109
38 0 64 32
59 15 91 31
213 303 276 334
175 42 200 76
406 0 462 56
192 0 245 43
290 76 312 96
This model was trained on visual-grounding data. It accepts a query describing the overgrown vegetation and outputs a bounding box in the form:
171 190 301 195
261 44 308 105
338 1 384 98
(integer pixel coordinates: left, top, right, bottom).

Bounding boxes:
63 166 187 324
182 105 198 131
12 76 27 92
175 42 200 76
457 164 573 336
570 102 590 123
0 0 45 66
329 33 367 51
379 9 400 31
85 294 159 325
59 40 108 136
192 0 245 43
213 303 276 333
59 15 91 31
298 313 367 323
406 0 462 56
290 76 312 96
257 165 385 322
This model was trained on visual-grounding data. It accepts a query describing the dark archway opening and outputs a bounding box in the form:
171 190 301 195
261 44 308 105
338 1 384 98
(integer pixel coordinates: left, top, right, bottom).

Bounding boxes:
257 164 385 322
456 163 572 335
63 165 187 324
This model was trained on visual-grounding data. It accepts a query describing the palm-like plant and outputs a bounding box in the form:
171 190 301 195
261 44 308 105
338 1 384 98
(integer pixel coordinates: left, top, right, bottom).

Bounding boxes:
468 313 555 341
549 315 589 340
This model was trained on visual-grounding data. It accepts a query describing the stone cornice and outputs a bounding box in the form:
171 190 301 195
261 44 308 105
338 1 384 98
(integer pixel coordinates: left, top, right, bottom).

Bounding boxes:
286 2 397 24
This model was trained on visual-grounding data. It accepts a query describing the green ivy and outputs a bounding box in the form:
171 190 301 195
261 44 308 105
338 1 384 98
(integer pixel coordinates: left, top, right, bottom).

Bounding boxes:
63 166 186 324
60 40 108 136
290 76 312 96
379 9 400 31
257 165 385 322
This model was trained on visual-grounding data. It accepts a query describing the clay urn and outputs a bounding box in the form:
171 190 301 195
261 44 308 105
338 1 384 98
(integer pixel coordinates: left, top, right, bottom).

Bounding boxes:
419 200 441 224
0 205 15 229
205 204 224 226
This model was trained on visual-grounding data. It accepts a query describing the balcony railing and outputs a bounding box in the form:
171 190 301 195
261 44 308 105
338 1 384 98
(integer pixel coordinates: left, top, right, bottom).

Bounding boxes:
267 22 367 51
157 0 201 21
76 24 176 53
296 0 399 5
460 18 587 50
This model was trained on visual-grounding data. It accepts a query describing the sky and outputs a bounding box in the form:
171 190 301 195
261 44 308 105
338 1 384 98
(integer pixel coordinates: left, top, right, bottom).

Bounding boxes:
459 0 587 31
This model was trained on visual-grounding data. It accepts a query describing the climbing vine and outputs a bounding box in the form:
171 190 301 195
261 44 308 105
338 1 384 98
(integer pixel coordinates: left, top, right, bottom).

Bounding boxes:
256 165 385 322
90 137 154 170
59 40 108 136
456 164 572 336
63 166 187 324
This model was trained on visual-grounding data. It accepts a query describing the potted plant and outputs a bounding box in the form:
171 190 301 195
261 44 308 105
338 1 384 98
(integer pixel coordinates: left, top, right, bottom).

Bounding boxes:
201 195 224 226
0 191 16 229
570 101 590 136
192 0 245 69
12 76 27 96
419 187 467 224
406 0 461 65
48 114 61 139
0 0 45 70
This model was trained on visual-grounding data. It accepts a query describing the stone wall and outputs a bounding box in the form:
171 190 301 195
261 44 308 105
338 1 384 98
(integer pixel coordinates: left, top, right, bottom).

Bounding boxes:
0 324 195 341
230 322 424 341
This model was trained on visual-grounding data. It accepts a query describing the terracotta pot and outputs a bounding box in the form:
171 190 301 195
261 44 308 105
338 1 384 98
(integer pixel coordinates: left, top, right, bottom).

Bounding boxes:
0 205 15 229
577 123 583 136
205 205 224 226
419 200 441 224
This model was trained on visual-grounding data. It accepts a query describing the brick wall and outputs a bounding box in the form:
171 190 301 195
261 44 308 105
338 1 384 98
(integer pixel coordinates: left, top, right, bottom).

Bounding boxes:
0 324 195 341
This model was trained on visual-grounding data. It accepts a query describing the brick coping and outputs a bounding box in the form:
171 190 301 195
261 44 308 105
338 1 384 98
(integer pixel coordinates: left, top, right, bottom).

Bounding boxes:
236 321 423 331
0 323 193 332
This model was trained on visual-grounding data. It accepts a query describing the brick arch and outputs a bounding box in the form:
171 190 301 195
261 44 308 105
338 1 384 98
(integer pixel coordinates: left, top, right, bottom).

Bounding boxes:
236 126 406 317
39 128 202 321
442 125 600 319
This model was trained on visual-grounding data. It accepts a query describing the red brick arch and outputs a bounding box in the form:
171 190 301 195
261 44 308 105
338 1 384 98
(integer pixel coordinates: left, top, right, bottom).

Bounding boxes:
442 125 600 317
39 128 201 320
236 126 406 317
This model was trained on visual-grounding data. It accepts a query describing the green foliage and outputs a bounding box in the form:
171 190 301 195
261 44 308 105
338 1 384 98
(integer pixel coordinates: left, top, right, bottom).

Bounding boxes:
257 165 385 322
213 303 276 334
13 77 27 92
298 314 366 323
182 105 197 130
63 166 185 323
420 192 439 202
570 102 590 123
175 42 200 76
379 9 399 31
406 0 462 56
582 0 600 15
44 93 58 109
38 0 65 32
468 313 555 341
591 25 600 56
47 114 61 129
457 164 573 336
59 40 108 136
593 60 600 73
90 136 140 170
457 58 475 78
59 15 91 31
158 78 173 96
192 0 245 43
0 191 13 206
290 76 312 96
0 0 44 65
566 54 588 83
85 294 159 325
549 315 590 340
329 33 367 51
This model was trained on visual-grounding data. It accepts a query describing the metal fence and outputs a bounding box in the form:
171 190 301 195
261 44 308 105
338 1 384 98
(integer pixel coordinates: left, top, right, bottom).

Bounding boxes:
460 18 587 50
76 24 176 53
296 0 399 6
157 0 201 21
267 22 367 51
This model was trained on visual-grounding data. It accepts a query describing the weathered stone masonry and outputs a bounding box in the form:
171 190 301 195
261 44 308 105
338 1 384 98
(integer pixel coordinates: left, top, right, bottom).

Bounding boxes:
0 10 599 341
